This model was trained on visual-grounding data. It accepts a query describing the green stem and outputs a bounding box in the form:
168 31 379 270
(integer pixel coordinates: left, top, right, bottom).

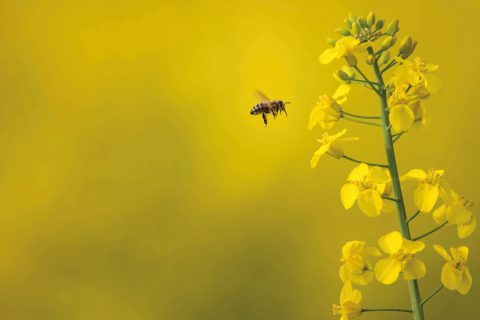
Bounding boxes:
412 221 448 241
421 285 444 306
353 66 380 94
393 131 406 143
342 115 381 126
362 308 413 313
381 60 397 74
382 196 399 202
342 111 381 119
351 79 381 86
407 210 421 224
342 155 389 168
370 47 425 320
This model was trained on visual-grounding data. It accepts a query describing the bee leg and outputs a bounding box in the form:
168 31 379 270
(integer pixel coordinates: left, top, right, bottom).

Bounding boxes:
262 113 268 126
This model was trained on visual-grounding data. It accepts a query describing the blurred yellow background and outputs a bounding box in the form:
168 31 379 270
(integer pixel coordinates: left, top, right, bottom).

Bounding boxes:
0 0 479 319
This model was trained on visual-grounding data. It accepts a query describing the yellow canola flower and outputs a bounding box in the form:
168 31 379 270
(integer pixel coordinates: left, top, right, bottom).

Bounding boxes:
387 83 430 132
339 241 381 285
310 129 358 168
309 84 350 130
391 57 441 93
402 168 445 213
341 163 390 217
375 231 426 285
332 282 363 320
320 37 371 66
433 245 472 295
433 189 477 239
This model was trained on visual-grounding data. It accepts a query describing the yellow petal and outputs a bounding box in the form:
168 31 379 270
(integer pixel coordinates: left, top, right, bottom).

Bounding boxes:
433 244 452 262
389 104 414 132
333 84 350 102
342 241 365 258
458 215 476 239
402 257 426 280
457 268 472 295
341 183 360 209
441 263 462 290
368 167 390 184
351 270 374 286
347 163 370 182
403 169 427 181
375 257 402 285
357 189 383 217
308 106 322 130
319 47 337 64
402 239 425 254
340 281 362 303
450 246 468 262
414 182 439 212
448 205 472 225
423 72 442 93
378 231 403 254
432 205 448 224
339 264 352 283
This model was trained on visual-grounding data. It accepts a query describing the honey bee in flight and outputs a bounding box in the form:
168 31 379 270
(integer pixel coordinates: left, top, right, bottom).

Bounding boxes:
250 90 290 126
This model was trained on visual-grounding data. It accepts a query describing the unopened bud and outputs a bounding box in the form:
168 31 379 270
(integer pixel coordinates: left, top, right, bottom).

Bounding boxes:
351 22 360 35
379 51 391 65
367 12 376 26
386 19 400 36
398 36 417 59
357 17 367 28
327 38 337 46
336 27 351 36
333 70 352 83
344 18 352 28
380 36 394 50
344 53 358 67
366 55 375 65
374 19 384 31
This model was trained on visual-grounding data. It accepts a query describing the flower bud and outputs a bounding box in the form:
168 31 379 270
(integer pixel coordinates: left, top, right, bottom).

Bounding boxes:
351 22 360 35
336 27 351 36
327 38 337 46
333 70 352 83
386 19 400 36
357 17 367 28
344 18 352 28
344 53 358 67
379 51 391 65
380 36 394 50
398 36 417 59
374 19 384 31
366 54 375 65
367 12 376 26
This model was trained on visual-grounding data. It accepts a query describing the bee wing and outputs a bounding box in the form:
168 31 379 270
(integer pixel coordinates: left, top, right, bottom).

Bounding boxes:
255 90 271 102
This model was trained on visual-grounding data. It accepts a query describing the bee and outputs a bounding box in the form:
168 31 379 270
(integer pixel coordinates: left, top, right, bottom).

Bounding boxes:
250 90 290 126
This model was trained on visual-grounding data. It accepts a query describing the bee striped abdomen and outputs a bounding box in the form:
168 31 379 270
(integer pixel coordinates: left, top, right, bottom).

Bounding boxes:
250 103 269 115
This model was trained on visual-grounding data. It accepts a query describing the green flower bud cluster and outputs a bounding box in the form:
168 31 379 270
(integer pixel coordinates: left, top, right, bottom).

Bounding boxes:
334 11 384 43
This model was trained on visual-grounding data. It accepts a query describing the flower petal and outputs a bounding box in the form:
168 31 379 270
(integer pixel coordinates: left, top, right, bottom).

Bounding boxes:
357 189 383 217
441 263 462 290
342 241 365 258
433 244 452 262
347 163 370 182
341 183 360 209
458 215 476 239
368 167 390 184
402 257 426 280
457 268 472 295
423 72 442 93
375 257 402 285
450 246 468 262
333 84 350 102
432 205 448 224
402 239 425 254
389 104 414 132
319 48 337 65
308 106 322 130
414 182 439 212
403 169 427 181
378 231 403 254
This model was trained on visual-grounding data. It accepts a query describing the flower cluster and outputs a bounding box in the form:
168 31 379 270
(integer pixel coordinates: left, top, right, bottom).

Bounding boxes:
310 11 475 320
